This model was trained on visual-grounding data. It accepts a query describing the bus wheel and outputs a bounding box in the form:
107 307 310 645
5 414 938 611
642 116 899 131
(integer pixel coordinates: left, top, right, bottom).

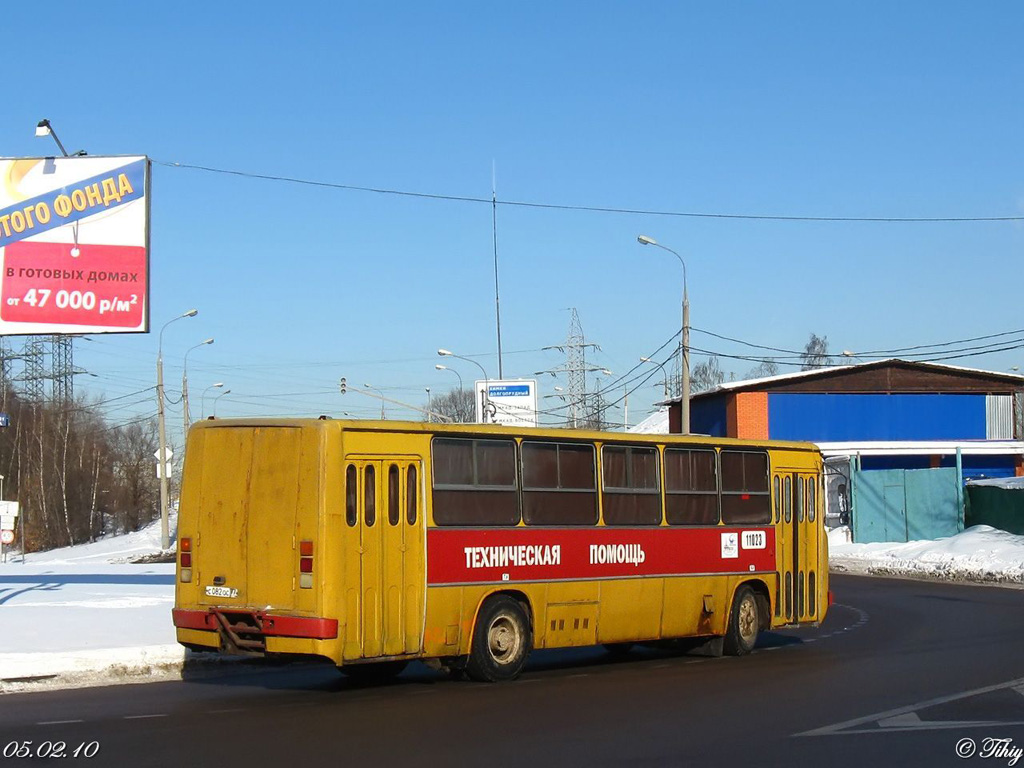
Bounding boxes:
724 586 760 657
340 660 408 684
465 596 531 682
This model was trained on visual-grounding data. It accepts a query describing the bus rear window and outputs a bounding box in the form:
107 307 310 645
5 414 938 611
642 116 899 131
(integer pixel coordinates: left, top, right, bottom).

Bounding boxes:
432 437 518 526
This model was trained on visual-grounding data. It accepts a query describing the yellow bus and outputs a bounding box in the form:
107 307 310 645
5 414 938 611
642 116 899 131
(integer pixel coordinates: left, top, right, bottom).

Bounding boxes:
173 418 828 682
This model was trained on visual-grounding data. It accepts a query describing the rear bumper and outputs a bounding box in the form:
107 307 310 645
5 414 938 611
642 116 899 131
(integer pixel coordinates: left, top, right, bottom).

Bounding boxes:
172 609 338 639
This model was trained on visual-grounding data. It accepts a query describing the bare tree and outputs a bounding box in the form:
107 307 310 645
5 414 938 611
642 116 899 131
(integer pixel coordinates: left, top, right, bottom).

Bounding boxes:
429 388 476 423
801 333 832 370
109 419 160 533
691 355 726 393
745 360 780 380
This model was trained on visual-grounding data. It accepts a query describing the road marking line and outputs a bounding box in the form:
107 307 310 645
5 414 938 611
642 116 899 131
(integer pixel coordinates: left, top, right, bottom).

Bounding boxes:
37 719 84 725
796 675 1024 737
124 714 168 720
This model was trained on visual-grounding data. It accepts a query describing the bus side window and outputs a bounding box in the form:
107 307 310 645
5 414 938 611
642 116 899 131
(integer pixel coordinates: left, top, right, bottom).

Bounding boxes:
720 451 771 525
388 464 400 526
345 464 357 527
432 438 519 525
365 465 376 526
522 441 597 525
664 448 719 525
407 465 418 525
602 444 661 525
808 479 816 522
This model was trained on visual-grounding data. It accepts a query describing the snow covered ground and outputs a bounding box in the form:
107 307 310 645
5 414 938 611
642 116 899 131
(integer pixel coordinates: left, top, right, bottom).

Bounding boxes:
829 524 1024 584
0 518 189 693
2 517 1023 693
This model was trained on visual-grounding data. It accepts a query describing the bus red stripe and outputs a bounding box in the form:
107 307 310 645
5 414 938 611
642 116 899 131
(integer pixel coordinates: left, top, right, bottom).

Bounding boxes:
427 526 776 585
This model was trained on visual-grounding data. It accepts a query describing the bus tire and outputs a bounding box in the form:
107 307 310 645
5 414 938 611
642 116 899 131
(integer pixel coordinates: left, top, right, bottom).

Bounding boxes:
724 586 760 657
340 660 408 684
465 595 532 682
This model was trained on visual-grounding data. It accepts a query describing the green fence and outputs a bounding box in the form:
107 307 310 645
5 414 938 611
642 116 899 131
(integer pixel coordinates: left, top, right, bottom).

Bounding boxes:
965 485 1024 535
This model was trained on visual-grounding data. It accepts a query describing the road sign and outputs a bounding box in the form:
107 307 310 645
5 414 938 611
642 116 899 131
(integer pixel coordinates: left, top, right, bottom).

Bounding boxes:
0 500 19 518
0 516 16 530
1 530 13 545
154 447 174 461
156 462 173 479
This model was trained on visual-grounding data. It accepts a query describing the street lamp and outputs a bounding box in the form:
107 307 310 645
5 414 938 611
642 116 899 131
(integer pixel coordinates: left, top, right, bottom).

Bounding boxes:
638 235 690 435
35 119 69 157
364 384 386 419
157 308 198 551
212 389 231 417
435 363 464 391
438 348 491 423
201 382 224 418
640 356 671 399
182 338 214 436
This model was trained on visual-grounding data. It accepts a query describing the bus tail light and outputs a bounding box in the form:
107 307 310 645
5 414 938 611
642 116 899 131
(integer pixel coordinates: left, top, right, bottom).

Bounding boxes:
299 540 314 588
180 538 193 583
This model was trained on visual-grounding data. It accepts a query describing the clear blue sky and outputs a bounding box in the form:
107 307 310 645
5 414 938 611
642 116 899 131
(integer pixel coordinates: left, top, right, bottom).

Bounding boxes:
3 2 1023 444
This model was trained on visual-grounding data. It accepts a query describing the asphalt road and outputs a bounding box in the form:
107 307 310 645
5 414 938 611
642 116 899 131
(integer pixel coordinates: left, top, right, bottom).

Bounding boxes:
1 574 1023 768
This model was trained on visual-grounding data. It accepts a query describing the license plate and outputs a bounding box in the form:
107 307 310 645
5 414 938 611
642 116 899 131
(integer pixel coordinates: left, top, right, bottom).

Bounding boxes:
205 585 238 598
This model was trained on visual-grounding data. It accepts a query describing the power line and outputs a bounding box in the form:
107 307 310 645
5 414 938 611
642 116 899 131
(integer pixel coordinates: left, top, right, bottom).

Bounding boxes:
154 160 1024 224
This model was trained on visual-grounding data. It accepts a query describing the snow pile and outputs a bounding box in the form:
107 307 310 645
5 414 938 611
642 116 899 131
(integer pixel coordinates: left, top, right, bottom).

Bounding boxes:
967 476 1024 489
829 525 1024 584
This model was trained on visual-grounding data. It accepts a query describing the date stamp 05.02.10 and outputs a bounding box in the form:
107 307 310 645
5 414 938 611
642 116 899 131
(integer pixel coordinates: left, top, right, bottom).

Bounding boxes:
3 741 100 760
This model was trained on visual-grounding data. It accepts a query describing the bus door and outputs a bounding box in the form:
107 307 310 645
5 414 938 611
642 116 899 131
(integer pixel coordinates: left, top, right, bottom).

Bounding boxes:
777 471 820 625
346 457 425 659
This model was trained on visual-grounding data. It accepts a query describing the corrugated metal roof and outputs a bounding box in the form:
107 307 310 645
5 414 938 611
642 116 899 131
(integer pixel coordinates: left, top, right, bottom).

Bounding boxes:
660 358 1024 404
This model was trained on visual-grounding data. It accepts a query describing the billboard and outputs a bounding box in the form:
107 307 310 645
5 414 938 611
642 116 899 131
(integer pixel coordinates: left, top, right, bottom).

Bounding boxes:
475 379 539 427
0 155 150 335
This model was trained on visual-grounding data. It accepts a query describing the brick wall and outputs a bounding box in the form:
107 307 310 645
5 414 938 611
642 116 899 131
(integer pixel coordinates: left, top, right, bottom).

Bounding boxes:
734 391 768 439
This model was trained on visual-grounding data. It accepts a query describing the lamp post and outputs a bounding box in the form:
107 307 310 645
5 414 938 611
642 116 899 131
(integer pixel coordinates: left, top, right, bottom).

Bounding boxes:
435 363 464 391
364 384 386 419
157 308 198 550
212 389 231 418
182 338 214 436
438 349 491 423
201 382 224 419
638 235 690 435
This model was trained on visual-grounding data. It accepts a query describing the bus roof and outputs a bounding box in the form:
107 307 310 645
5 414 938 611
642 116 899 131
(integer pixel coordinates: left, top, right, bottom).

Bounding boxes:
189 417 821 454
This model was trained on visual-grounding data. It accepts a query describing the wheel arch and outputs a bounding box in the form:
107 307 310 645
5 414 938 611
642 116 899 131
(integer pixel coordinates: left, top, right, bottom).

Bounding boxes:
468 589 535 649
